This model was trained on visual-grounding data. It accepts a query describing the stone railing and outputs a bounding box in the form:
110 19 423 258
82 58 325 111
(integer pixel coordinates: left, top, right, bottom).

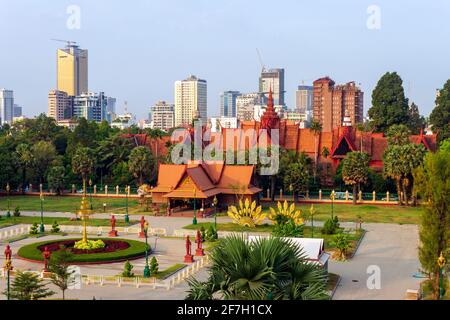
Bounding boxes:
0 225 31 241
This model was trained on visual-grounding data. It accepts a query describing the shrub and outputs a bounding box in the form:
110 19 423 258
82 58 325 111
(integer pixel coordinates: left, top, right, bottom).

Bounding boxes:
122 260 134 277
273 220 304 237
269 201 305 238
321 216 340 235
13 207 21 217
332 232 352 261
207 225 218 241
200 226 206 241
51 221 60 233
30 222 39 235
150 256 159 274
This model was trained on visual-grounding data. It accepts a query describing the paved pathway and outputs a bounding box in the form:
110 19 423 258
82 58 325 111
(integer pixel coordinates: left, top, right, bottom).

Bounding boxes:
330 223 422 300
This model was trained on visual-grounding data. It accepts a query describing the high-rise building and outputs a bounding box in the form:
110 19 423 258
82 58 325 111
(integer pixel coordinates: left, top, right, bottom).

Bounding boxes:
295 85 313 113
174 75 207 126
236 93 262 121
105 97 117 123
13 104 22 117
48 90 73 122
73 92 110 123
313 77 363 132
0 89 14 125
220 91 240 117
259 68 285 106
57 44 88 96
151 101 175 132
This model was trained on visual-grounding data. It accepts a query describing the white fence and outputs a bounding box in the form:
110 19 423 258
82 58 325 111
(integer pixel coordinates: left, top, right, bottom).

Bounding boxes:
0 225 31 241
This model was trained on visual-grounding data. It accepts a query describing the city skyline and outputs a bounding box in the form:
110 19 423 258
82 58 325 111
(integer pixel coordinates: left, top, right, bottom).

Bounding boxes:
1 1 450 120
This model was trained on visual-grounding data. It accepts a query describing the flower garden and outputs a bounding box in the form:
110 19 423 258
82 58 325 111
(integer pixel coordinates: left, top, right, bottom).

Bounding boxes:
17 238 148 264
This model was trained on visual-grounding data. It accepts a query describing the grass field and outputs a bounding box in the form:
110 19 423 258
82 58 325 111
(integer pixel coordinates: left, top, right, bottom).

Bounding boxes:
183 222 364 257
261 203 423 224
0 195 140 214
0 216 130 228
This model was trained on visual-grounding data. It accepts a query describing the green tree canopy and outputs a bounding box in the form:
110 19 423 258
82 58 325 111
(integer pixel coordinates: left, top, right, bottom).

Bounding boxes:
386 124 411 146
4 270 54 300
128 146 154 185
414 148 450 299
72 147 96 185
368 72 409 133
341 152 370 204
430 79 450 143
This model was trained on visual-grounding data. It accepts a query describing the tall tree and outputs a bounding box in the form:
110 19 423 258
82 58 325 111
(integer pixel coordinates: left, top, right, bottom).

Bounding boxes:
383 143 426 205
31 141 58 183
386 124 411 146
47 166 66 195
368 72 409 133
407 102 426 134
310 120 322 183
48 247 76 300
341 152 370 204
4 271 54 300
414 149 450 299
15 143 33 190
128 146 154 186
430 79 450 143
72 147 96 190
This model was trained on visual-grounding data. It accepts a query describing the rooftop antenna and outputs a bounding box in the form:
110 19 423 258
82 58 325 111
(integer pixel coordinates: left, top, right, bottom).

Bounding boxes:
51 38 78 47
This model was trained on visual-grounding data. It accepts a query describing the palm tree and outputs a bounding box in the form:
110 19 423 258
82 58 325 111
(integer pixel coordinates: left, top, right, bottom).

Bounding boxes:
186 235 328 300
15 143 33 192
310 120 322 183
72 147 95 192
128 146 154 186
342 152 370 205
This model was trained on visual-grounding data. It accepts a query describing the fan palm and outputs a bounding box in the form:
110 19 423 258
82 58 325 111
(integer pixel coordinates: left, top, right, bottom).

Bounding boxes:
186 235 328 300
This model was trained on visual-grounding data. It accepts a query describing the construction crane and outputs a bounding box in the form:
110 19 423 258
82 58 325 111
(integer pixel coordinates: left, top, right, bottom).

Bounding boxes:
256 48 266 73
51 38 78 47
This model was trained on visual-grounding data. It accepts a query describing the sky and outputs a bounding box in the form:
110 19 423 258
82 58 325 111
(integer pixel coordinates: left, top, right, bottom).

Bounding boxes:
1 0 449 120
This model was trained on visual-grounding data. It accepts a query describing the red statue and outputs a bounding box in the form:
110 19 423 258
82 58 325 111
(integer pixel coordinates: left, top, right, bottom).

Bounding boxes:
4 244 12 261
184 235 194 263
109 215 118 237
195 230 205 256
139 216 146 238
42 246 51 272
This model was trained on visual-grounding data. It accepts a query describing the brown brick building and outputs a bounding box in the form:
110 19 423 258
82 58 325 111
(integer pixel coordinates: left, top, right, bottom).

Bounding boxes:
313 77 364 132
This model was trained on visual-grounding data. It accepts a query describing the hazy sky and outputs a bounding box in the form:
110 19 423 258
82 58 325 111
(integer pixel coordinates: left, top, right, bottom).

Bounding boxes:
1 0 449 120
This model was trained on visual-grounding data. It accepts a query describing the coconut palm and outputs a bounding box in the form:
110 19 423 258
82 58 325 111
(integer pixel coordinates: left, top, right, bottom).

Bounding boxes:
186 235 328 300
72 147 96 191
310 120 322 182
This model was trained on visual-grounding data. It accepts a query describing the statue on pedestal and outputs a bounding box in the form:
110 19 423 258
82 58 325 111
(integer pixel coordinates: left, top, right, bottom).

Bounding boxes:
139 216 146 238
109 215 118 237
184 236 194 263
4 245 13 270
195 230 205 256
42 247 51 272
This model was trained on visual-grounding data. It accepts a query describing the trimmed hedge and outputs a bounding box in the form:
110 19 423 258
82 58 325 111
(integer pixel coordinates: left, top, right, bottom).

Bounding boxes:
18 238 148 263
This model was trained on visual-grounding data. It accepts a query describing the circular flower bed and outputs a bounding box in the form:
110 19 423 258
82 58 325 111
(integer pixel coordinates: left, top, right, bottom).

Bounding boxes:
18 238 148 264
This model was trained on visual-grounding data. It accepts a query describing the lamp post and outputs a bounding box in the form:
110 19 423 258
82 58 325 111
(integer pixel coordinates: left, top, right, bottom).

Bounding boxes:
309 204 316 238
330 190 335 220
5 259 12 300
39 191 45 233
88 179 93 210
143 221 151 278
213 195 218 231
438 252 446 300
125 186 129 224
192 188 197 225
6 183 11 218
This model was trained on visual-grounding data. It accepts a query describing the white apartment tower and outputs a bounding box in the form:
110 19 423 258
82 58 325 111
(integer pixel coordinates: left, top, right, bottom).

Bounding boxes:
0 89 14 125
151 101 175 132
174 75 207 126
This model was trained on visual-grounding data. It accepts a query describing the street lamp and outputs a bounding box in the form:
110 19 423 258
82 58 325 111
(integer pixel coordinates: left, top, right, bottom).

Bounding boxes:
213 195 218 231
192 188 197 225
88 179 93 210
39 191 45 233
5 259 12 300
438 252 446 300
330 190 335 220
125 186 129 224
6 183 11 218
309 204 316 238
143 221 151 278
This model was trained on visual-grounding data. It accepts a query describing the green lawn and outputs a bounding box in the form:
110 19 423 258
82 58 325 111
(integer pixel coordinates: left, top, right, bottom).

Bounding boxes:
0 216 130 228
0 195 140 214
183 222 364 257
261 203 423 224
